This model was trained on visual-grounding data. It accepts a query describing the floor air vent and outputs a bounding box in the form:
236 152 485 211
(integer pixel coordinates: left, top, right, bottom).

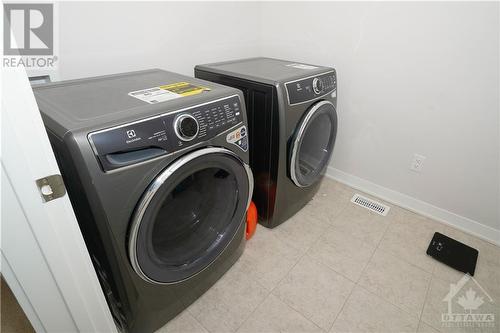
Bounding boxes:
351 194 390 216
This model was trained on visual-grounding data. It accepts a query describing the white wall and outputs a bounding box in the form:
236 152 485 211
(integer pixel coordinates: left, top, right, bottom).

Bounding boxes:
58 2 262 79
55 2 499 240
260 2 499 238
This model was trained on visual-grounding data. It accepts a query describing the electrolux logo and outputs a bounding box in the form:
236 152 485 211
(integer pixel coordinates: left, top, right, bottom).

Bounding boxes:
127 130 137 139
3 2 58 69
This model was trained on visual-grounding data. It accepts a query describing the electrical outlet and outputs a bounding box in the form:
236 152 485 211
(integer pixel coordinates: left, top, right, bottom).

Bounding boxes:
410 154 426 172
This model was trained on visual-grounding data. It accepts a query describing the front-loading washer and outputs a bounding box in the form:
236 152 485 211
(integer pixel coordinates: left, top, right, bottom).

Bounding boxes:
195 57 337 228
34 69 253 333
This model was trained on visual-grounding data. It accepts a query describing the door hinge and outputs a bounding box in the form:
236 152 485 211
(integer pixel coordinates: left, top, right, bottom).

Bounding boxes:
36 174 66 202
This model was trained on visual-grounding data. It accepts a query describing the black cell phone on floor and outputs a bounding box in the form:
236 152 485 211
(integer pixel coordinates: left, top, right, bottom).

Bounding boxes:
426 232 478 275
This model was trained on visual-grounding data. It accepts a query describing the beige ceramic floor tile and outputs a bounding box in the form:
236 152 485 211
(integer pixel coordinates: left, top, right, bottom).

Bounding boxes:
236 227 303 291
306 178 353 225
378 209 447 273
306 225 376 282
358 248 432 317
156 311 207 333
331 203 391 248
318 178 354 199
421 276 499 333
166 180 499 333
237 294 323 333
330 286 419 333
273 255 355 330
188 258 269 333
273 208 330 253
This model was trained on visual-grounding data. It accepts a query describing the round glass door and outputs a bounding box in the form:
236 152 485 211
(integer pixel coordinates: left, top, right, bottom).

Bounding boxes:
290 101 337 187
128 147 252 284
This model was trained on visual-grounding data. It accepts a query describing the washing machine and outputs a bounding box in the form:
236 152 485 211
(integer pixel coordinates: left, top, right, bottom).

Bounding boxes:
33 69 253 333
195 58 337 228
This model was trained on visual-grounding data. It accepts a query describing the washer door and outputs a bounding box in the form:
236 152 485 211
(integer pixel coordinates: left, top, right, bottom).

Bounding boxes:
290 100 337 187
128 147 253 284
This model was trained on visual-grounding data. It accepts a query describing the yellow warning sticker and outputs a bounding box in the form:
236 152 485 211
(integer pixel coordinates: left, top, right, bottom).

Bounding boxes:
128 82 211 104
160 82 211 97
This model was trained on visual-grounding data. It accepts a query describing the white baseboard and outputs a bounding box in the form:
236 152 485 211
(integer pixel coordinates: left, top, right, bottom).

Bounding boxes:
325 166 500 246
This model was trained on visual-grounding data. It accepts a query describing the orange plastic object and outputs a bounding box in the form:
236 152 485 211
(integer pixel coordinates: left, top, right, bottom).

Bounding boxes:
246 201 258 240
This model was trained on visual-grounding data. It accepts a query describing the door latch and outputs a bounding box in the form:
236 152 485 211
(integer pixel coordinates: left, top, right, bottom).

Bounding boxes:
35 174 66 202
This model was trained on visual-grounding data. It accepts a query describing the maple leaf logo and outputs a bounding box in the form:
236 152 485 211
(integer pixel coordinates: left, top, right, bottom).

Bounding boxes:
457 288 484 313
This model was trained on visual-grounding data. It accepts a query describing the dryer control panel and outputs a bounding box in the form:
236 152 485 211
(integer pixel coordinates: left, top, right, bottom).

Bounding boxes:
285 71 336 105
88 95 243 171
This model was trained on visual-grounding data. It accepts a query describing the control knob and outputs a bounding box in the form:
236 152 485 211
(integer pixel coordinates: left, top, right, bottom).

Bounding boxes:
312 77 324 95
174 114 199 141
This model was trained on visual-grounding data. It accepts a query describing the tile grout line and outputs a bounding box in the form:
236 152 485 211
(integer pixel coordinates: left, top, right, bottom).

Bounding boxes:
309 192 360 332
356 210 390 280
166 180 498 333
305 187 388 331
376 212 441 275
280 196 360 332
229 197 336 333
327 200 388 332
188 233 285 333
417 275 442 333
231 241 278 333
281 213 335 255
226 183 457 332
371 203 450 331
189 312 211 333
354 283 426 333
327 279 356 332
257 214 347 333
354 232 430 326
273 254 334 333
233 233 316 333
231 290 270 333
331 211 428 329
358 205 440 323
354 281 428 327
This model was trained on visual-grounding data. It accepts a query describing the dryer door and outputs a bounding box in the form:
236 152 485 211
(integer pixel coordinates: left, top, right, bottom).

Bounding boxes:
290 100 337 187
128 147 253 284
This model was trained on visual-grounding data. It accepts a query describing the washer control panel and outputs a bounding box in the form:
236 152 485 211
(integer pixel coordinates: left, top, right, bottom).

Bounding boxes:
88 95 243 171
286 71 336 105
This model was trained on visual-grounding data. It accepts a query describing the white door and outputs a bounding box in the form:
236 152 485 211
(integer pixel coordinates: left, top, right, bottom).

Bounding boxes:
1 65 118 332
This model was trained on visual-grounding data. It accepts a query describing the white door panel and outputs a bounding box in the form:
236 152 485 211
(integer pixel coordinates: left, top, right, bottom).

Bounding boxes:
2 167 76 332
1 64 117 332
